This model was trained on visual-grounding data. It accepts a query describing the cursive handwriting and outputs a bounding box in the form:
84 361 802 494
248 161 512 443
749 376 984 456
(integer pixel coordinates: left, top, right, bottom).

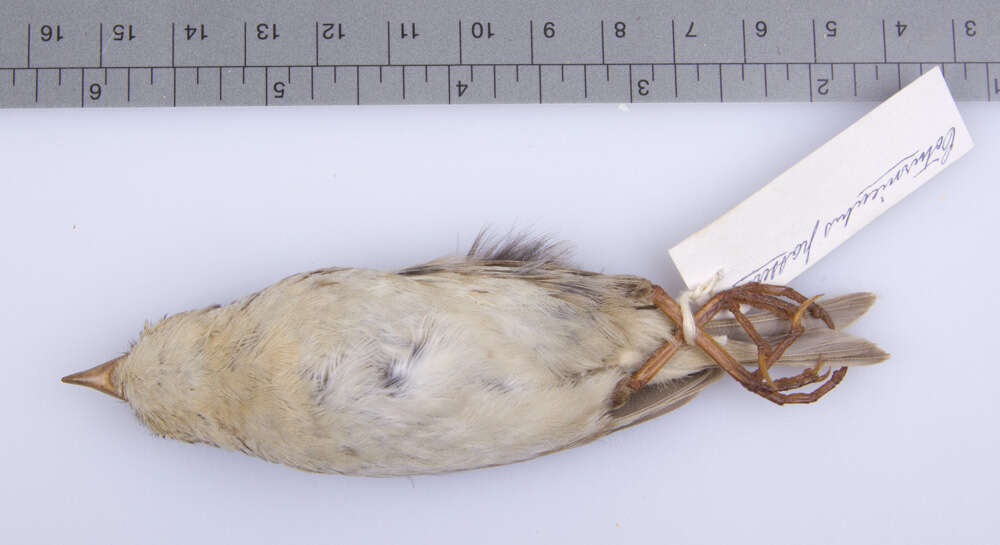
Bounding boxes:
735 127 956 286
737 220 819 285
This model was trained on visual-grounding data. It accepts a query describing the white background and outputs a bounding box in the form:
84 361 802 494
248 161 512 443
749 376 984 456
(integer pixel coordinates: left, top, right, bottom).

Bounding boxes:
1 96 997 544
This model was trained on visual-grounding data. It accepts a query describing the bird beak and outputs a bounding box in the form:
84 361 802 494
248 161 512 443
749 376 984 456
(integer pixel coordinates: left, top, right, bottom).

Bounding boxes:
61 356 127 401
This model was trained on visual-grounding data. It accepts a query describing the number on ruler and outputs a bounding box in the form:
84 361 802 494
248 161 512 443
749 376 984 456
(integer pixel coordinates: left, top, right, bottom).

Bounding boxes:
684 22 697 38
895 21 907 37
470 22 494 39
543 22 555 38
321 23 345 40
184 24 207 40
754 21 767 38
614 22 626 38
272 81 285 99
455 80 468 97
964 20 977 37
816 78 830 96
636 79 650 96
40 24 64 42
257 24 279 40
112 24 136 41
400 23 419 39
825 20 837 37
89 83 102 101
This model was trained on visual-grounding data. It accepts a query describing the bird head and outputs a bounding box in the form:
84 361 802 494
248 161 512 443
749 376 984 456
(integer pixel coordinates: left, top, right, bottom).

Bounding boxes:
62 309 225 444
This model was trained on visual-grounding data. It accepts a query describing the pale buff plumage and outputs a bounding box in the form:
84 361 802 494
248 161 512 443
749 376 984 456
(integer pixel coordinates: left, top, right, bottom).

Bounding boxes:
65 238 887 476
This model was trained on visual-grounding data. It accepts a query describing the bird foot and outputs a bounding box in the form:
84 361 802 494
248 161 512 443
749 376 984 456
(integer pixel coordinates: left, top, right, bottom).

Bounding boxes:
613 283 846 408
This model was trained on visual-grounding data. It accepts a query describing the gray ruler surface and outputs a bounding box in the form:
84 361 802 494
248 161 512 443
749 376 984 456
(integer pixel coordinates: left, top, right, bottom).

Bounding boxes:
2 0 998 108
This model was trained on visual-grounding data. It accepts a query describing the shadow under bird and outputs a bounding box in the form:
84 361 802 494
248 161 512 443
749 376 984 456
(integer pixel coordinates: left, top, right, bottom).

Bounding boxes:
63 236 887 476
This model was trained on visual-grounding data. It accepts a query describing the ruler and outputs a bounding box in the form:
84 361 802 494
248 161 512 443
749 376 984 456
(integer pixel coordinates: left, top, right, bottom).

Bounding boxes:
2 0 998 108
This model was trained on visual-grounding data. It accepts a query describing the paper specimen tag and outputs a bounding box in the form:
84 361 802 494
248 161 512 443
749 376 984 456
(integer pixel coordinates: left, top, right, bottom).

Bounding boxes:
669 66 973 290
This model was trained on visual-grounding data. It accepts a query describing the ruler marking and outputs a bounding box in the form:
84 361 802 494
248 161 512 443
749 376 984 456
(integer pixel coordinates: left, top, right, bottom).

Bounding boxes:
951 20 957 63
671 20 678 97
537 65 542 103
628 64 633 102
355 66 359 104
127 67 131 102
79 68 84 107
8 10 1000 108
811 20 818 63
671 19 677 65
529 21 534 64
741 20 746 64
881 20 887 63
808 63 813 102
516 64 519 82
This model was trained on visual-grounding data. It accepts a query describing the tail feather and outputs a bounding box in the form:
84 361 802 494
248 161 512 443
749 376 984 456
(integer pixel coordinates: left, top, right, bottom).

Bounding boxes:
703 293 877 338
705 292 889 368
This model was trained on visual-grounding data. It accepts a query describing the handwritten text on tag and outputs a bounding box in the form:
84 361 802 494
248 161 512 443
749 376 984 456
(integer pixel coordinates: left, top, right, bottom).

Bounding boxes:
669 67 973 290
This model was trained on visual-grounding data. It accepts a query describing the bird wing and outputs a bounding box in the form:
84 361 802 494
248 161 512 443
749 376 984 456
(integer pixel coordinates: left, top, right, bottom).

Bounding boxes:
606 368 724 432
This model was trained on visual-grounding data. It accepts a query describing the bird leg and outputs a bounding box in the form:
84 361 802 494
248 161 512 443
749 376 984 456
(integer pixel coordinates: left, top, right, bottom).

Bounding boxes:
613 283 847 407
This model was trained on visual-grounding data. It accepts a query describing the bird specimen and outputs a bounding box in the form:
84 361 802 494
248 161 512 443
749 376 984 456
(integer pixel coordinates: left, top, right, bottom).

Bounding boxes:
63 235 887 476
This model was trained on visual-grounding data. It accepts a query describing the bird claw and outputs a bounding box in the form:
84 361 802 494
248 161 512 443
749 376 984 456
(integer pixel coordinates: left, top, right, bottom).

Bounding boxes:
620 283 847 407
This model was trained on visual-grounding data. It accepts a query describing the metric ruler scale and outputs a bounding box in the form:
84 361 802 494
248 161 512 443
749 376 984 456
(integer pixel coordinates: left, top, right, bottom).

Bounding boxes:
2 0 998 108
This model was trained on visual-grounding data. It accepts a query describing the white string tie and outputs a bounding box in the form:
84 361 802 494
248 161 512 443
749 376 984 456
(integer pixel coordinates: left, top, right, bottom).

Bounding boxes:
676 270 724 345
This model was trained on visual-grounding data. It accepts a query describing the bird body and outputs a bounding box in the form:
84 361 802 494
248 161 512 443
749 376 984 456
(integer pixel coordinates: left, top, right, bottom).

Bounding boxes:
66 238 887 476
